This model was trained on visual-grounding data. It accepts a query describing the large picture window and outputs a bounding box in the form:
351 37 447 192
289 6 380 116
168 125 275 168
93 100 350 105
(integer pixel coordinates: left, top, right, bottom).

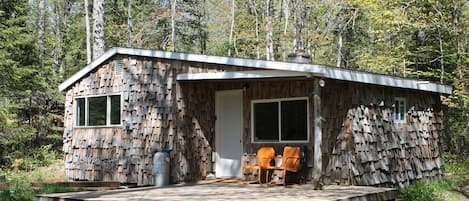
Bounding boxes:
75 94 121 127
252 97 309 143
394 97 406 123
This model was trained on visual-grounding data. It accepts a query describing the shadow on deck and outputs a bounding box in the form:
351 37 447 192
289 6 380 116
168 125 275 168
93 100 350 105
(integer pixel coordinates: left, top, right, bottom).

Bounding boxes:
36 179 398 201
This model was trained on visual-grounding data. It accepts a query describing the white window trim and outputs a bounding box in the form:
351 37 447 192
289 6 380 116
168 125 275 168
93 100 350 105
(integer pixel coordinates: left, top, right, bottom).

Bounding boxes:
74 93 123 128
251 97 310 143
394 97 406 123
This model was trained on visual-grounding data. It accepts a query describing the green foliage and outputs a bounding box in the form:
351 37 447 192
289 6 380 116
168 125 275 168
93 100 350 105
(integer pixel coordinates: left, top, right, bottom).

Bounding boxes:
0 173 35 201
0 190 34 201
399 155 469 201
398 180 455 201
0 0 63 170
39 184 77 194
0 160 72 201
442 154 469 189
0 182 77 201
444 154 469 174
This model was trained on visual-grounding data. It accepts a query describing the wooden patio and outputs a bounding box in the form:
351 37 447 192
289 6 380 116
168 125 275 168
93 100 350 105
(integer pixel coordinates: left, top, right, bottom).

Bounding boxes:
36 179 398 201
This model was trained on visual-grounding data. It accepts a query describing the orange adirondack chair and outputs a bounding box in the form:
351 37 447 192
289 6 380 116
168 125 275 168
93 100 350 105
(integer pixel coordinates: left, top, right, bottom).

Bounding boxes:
266 146 301 186
242 146 275 184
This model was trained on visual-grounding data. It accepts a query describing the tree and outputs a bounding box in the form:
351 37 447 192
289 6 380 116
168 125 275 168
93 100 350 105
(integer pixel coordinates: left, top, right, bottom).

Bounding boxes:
38 0 46 68
228 0 235 56
171 0 177 51
264 0 274 60
85 0 92 63
0 0 63 168
93 0 105 59
281 0 289 61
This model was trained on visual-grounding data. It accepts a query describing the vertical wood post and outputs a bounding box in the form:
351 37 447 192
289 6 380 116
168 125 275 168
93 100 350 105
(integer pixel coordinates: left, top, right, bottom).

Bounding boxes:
312 79 323 188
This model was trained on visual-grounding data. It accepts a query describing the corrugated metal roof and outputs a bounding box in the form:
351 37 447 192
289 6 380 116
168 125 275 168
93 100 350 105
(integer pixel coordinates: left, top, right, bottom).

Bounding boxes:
59 47 452 94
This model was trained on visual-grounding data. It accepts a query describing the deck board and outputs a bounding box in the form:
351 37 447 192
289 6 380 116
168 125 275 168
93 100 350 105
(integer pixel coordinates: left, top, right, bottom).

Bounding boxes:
37 182 397 201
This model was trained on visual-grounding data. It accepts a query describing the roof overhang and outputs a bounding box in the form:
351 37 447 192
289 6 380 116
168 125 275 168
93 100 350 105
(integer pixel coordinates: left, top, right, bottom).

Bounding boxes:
59 47 452 95
176 70 314 81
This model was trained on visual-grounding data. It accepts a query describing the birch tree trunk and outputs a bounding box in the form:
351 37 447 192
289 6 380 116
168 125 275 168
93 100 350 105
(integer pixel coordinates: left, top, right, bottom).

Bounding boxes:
128 0 132 48
438 28 444 83
85 0 92 63
336 28 343 67
38 0 46 68
228 0 235 56
248 0 260 59
282 0 289 61
171 0 177 52
92 0 105 59
264 0 274 61
434 1 444 83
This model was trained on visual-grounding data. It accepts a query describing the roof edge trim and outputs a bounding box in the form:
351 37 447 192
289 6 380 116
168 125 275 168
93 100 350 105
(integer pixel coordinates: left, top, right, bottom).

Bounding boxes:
59 47 452 95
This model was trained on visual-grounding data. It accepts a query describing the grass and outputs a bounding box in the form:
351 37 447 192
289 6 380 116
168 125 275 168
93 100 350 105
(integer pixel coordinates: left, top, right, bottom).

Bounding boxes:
0 160 75 201
398 154 469 201
398 179 457 201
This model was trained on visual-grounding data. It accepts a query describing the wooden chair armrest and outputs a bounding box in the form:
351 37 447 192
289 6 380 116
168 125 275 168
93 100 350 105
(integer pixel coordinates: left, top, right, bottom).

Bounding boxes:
242 165 259 170
265 166 284 170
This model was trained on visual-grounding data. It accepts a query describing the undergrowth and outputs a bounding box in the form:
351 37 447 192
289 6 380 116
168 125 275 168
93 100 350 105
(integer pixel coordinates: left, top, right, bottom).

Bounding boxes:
398 153 469 201
399 179 455 201
0 160 73 201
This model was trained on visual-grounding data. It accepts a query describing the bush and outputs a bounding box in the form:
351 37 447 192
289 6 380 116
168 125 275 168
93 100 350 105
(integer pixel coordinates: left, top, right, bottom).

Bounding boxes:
399 179 455 201
0 173 35 201
39 184 77 194
0 161 73 201
443 154 469 174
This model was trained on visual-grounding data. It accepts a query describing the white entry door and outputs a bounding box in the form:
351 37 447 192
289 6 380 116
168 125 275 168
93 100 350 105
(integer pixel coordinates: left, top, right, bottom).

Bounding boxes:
215 90 243 178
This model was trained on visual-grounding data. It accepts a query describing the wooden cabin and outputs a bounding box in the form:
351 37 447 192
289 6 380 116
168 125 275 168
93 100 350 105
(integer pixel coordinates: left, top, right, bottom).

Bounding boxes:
59 47 452 187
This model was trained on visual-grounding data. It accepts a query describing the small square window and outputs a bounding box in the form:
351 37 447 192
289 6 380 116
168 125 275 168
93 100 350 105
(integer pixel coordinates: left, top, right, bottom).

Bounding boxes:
394 97 406 123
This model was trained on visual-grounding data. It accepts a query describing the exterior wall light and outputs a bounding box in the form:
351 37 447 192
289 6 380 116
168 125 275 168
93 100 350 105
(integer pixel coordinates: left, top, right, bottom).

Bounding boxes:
319 79 325 87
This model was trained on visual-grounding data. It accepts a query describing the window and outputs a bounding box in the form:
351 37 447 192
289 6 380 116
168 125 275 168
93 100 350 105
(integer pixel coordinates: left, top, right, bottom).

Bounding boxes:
394 97 406 123
252 98 309 143
75 94 121 127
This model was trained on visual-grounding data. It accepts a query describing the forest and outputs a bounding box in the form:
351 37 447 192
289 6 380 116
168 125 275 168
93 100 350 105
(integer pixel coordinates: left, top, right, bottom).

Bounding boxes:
0 0 468 199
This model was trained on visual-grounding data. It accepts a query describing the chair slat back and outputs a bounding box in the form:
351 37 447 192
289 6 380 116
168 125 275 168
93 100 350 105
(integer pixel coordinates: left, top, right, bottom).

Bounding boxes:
257 147 275 167
282 146 301 172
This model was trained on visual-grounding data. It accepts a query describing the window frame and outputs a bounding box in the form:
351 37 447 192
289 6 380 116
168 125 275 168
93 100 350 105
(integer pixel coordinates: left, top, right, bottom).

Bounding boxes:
74 93 123 128
251 97 310 143
394 97 407 123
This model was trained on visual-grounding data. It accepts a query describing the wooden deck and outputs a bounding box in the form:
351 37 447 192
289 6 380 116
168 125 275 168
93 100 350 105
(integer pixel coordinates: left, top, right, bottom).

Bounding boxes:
37 180 398 201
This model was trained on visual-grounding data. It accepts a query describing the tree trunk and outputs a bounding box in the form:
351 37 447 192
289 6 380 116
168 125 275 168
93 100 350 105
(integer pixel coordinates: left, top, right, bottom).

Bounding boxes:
127 0 132 48
53 0 63 74
92 0 105 59
248 0 260 59
264 0 274 61
292 0 304 52
228 0 235 56
282 0 289 61
85 0 92 63
171 0 177 52
438 28 444 83
198 0 207 54
38 0 46 68
336 28 342 68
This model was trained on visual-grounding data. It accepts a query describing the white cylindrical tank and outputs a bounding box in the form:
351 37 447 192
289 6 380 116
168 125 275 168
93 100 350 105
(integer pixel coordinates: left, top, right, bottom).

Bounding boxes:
153 151 170 187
